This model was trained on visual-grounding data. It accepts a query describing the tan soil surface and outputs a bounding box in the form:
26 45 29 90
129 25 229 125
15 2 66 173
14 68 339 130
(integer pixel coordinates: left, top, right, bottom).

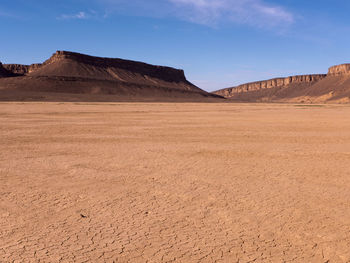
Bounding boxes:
1 102 350 262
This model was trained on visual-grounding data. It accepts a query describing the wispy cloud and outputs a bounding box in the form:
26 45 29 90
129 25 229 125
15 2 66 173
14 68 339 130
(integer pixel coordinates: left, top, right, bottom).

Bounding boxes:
169 0 294 27
58 11 89 20
100 0 294 28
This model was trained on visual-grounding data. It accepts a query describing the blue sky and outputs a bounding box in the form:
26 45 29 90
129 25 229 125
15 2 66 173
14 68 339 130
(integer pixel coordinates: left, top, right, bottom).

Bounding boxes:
1 0 350 91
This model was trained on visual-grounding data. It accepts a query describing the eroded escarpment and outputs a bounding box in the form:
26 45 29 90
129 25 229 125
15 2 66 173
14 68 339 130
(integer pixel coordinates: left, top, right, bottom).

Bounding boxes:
0 62 8 77
4 51 189 84
214 74 326 98
0 62 16 77
0 51 221 101
214 63 350 99
33 51 189 84
328 64 350 75
3 64 42 75
212 63 350 103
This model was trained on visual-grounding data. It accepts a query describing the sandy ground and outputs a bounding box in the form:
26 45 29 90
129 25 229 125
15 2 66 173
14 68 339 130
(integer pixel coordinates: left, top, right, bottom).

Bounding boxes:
1 102 350 263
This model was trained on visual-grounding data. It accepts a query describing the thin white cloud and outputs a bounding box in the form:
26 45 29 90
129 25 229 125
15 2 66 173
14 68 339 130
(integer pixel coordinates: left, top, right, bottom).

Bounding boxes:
58 11 88 20
100 0 294 28
169 0 294 27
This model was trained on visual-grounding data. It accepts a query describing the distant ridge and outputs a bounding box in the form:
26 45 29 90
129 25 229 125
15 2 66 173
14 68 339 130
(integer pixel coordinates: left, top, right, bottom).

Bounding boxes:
0 51 222 102
213 64 350 103
213 74 327 97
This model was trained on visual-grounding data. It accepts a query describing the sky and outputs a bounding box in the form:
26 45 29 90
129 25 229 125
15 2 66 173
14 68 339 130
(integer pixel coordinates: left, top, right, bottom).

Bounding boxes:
1 0 350 91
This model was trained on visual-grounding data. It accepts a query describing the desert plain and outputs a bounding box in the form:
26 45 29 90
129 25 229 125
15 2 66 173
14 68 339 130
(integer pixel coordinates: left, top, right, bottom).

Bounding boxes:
1 102 350 262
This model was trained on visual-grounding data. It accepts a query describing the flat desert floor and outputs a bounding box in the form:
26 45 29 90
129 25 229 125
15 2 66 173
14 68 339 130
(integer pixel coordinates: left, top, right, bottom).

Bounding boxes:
1 102 350 263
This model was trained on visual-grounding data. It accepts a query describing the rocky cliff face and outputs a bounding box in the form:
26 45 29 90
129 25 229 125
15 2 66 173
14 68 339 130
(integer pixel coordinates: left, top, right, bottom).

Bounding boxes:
3 51 190 84
0 51 221 102
3 64 42 75
0 63 7 77
0 62 15 77
328 64 350 75
37 51 189 83
212 63 350 103
214 74 326 98
215 63 350 99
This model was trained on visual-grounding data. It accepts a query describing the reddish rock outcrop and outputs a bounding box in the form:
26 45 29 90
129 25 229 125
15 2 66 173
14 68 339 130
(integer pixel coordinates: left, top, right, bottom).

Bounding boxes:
3 51 195 84
212 63 350 103
0 51 222 102
0 62 16 78
328 64 350 75
214 74 326 98
3 64 42 75
29 51 189 84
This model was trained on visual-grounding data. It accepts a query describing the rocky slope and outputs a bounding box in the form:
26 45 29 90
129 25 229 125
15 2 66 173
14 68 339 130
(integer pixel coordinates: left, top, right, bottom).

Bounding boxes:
213 64 350 103
0 51 221 102
0 62 15 78
3 63 42 75
214 74 326 98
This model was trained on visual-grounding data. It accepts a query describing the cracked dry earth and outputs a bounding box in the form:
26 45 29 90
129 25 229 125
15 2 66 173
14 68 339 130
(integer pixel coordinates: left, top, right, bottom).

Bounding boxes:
1 102 350 263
